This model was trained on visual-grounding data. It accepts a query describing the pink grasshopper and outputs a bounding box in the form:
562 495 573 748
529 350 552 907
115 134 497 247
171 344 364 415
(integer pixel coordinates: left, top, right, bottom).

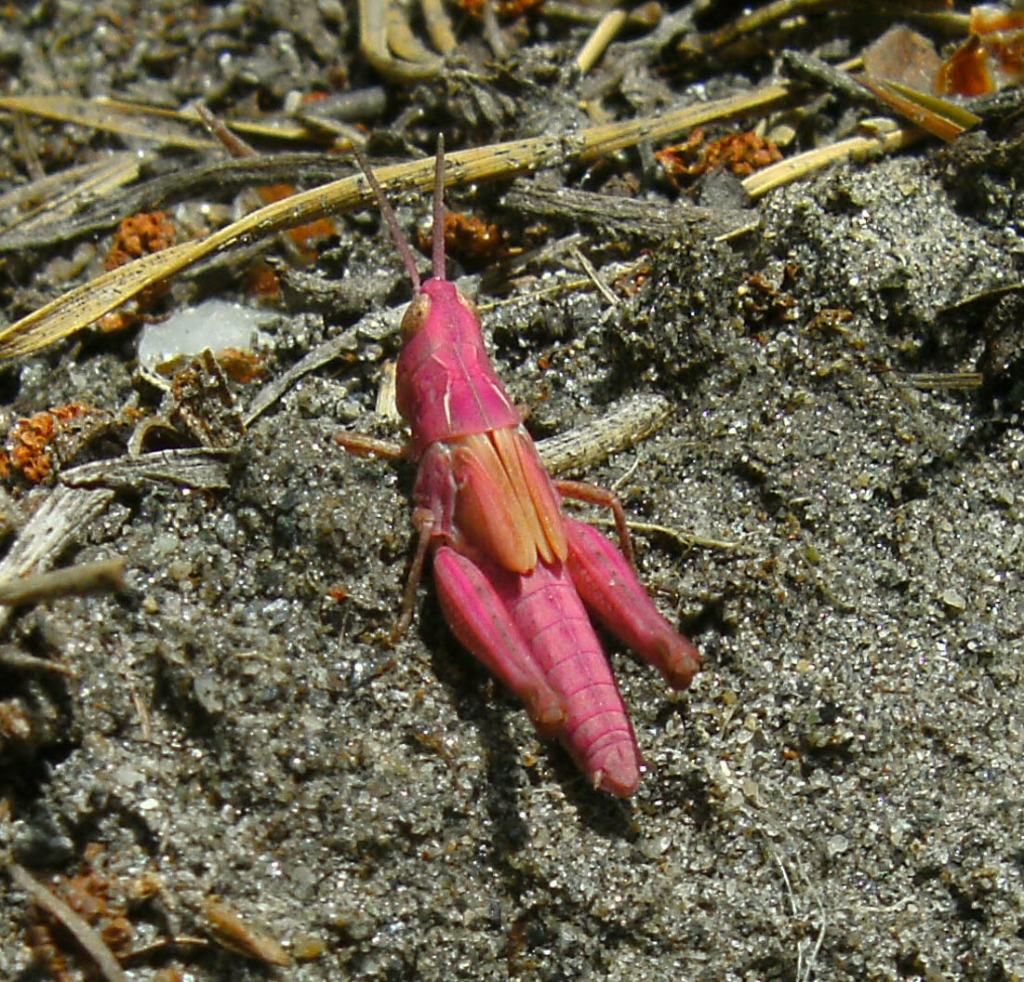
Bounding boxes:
338 142 700 797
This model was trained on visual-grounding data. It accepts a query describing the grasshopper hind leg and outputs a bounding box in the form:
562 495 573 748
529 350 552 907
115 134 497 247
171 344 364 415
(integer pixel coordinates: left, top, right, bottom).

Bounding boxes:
431 546 566 735
563 518 700 691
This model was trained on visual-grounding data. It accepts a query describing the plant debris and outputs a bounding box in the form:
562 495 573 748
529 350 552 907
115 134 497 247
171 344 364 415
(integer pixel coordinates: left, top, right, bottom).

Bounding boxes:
1 2 1023 979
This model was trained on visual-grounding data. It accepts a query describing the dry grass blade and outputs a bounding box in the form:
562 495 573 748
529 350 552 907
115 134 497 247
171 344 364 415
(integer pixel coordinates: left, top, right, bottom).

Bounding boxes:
0 240 197 359
0 152 144 237
0 486 115 633
742 123 919 199
0 95 215 149
7 862 128 982
859 78 981 141
0 88 792 362
0 154 352 253
0 94 316 149
577 85 790 159
2 77 931 362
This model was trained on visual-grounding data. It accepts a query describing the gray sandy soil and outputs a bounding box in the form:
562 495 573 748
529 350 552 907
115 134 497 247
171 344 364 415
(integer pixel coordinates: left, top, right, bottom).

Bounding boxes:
0 3 1022 979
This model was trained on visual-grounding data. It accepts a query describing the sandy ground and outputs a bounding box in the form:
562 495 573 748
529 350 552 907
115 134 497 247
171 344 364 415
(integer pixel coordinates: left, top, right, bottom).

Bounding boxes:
0 3 1022 979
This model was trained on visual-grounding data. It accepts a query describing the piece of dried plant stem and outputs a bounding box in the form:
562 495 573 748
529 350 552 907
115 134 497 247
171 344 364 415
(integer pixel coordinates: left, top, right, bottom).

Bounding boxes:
576 8 629 74
421 0 457 55
742 123 919 199
0 557 126 606
7 862 128 982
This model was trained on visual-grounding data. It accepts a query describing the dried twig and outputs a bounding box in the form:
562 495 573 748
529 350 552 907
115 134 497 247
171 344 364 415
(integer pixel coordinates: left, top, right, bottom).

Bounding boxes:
0 647 75 676
537 394 674 476
503 179 749 240
61 448 233 491
245 319 374 427
570 245 620 307
0 487 115 634
782 50 885 108
576 8 628 74
692 0 836 53
591 516 740 553
7 862 128 982
742 123 919 199
0 557 125 607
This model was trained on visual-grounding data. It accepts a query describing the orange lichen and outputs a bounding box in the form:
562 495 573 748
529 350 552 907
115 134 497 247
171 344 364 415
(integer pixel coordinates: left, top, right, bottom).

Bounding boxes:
216 347 266 384
246 261 282 299
102 211 177 325
657 129 782 185
456 0 544 17
105 211 176 270
6 404 96 483
417 212 507 266
255 183 336 260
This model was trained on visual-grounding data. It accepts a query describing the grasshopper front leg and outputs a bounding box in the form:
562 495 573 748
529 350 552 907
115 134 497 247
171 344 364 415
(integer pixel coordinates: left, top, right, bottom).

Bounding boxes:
564 518 701 691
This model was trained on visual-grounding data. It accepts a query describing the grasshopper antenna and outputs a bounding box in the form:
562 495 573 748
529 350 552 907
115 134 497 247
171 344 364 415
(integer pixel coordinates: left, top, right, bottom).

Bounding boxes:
432 134 446 281
352 146 422 294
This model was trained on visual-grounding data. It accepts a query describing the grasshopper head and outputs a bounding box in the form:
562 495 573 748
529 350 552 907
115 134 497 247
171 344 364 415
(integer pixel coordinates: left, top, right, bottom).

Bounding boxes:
400 279 480 342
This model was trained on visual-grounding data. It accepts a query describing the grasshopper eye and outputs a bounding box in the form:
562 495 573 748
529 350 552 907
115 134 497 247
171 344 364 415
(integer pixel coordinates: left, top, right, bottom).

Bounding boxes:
400 294 431 340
